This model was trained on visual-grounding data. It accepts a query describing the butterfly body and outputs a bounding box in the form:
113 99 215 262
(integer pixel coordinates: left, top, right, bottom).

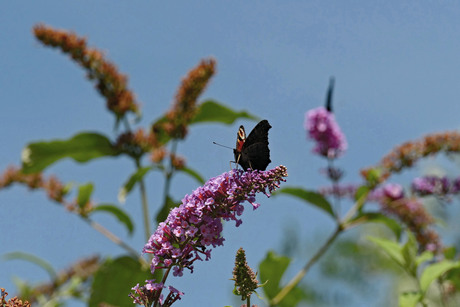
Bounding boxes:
233 120 271 171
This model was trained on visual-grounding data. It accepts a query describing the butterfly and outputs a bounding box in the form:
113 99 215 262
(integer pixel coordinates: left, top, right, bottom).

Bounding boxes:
233 120 271 171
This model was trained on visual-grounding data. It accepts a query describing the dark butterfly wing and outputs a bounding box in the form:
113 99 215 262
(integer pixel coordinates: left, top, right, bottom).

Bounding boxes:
239 143 271 171
325 77 335 112
236 120 271 171
243 120 271 149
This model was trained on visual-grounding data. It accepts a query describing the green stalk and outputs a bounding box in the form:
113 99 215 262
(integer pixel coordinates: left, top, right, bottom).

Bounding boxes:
270 188 369 306
136 158 152 243
85 218 148 266
269 225 342 306
161 139 178 209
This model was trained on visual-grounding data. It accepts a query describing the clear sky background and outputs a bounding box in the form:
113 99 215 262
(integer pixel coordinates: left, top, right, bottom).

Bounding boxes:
2 2 460 307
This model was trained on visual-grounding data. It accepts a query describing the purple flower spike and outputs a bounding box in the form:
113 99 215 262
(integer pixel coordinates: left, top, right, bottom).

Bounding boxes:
143 166 288 277
305 107 347 159
412 176 451 196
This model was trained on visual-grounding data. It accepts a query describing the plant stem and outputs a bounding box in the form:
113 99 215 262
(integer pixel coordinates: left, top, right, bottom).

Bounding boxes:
120 115 151 245
162 140 178 208
270 224 342 306
135 158 152 243
153 266 173 307
327 158 341 220
269 188 369 306
85 218 148 266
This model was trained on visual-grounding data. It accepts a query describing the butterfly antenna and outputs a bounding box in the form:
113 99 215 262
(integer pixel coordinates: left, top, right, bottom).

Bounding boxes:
213 141 233 150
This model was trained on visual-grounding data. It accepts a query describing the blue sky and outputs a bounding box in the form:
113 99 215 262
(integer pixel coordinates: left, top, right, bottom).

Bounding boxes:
2 2 460 306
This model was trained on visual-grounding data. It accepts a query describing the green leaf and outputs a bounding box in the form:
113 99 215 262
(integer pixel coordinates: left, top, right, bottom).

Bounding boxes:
177 166 205 184
192 100 258 124
156 196 180 224
420 260 460 293
368 236 404 267
89 256 160 307
92 204 135 235
401 232 417 275
354 185 370 201
415 251 434 267
260 251 306 307
259 250 291 301
399 291 422 307
349 212 402 239
277 287 308 307
21 132 119 173
151 100 258 146
2 252 57 280
118 166 153 203
274 187 334 217
444 246 456 260
77 183 94 209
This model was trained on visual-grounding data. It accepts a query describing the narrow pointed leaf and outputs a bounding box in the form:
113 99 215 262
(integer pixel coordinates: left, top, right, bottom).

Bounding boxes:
416 251 434 267
274 187 334 217
401 232 417 274
92 204 134 235
2 252 56 280
192 100 258 124
118 166 153 203
349 212 402 239
420 260 460 292
21 132 119 173
368 236 404 267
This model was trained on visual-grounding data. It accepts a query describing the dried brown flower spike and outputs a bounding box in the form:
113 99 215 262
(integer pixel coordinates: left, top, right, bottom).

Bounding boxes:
33 24 140 119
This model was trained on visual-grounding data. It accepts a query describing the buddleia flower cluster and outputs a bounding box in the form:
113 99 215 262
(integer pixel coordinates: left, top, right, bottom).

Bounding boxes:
412 175 460 197
305 107 347 159
131 166 288 305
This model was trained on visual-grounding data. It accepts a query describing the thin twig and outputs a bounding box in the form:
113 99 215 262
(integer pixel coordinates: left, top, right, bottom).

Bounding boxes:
85 218 148 266
136 158 152 243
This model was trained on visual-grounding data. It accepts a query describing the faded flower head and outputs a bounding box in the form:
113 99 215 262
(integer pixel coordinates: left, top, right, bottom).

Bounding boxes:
376 193 441 253
33 24 140 118
153 58 216 142
0 166 93 216
361 131 460 184
1 288 30 307
305 107 347 159
115 128 159 159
